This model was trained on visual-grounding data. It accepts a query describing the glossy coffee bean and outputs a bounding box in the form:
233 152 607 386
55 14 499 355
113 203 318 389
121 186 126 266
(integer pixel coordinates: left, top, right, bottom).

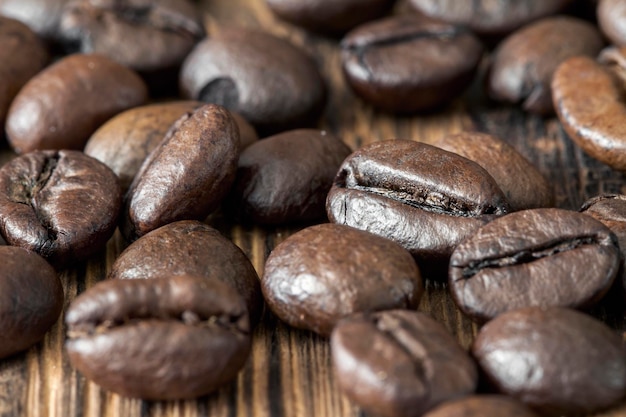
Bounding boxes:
227 129 351 225
326 140 509 264
0 16 48 126
0 0 68 41
331 310 477 417
262 223 422 336
432 132 553 210
473 307 626 416
109 220 263 325
6 54 148 154
0 246 62 359
423 396 539 417
180 28 326 133
449 208 619 322
121 104 239 241
488 16 603 115
552 46 626 171
341 16 483 113
0 150 121 266
66 274 251 400
599 0 626 46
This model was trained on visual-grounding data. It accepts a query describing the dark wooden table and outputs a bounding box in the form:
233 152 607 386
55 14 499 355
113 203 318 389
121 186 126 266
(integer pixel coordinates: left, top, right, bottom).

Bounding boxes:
1 0 626 416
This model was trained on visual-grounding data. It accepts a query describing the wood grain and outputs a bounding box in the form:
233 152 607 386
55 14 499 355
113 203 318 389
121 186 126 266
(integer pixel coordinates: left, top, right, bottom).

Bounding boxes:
1 0 626 416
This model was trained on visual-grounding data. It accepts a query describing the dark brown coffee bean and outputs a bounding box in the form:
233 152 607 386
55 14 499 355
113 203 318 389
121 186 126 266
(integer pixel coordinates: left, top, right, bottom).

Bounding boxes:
262 223 422 336
6 53 148 154
65 274 250 400
326 140 509 264
0 150 121 266
449 208 619 322
331 310 477 417
433 132 553 210
265 0 394 35
488 16 603 115
0 0 68 41
423 395 539 417
408 0 572 36
341 15 483 113
472 307 626 416
552 46 626 171
180 28 326 133
227 129 351 225
599 0 626 46
121 104 239 241
0 246 62 359
109 220 263 325
0 16 48 126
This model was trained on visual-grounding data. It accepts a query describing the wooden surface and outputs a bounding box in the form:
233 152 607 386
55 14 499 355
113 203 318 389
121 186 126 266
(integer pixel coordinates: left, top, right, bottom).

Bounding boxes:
2 0 626 416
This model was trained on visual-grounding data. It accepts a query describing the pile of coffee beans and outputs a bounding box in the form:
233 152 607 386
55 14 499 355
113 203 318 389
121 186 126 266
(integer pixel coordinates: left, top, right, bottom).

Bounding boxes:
0 0 626 415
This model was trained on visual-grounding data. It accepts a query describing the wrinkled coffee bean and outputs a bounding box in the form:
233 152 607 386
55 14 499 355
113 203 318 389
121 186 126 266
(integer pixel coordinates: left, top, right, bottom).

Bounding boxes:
262 223 422 336
109 220 263 325
122 104 239 241
227 129 351 225
423 396 539 417
488 16 603 115
6 53 148 154
326 140 509 264
180 27 326 133
598 0 626 46
552 46 626 171
341 15 483 113
0 0 68 41
473 307 626 416
66 274 251 400
0 246 63 359
0 150 121 266
449 208 619 322
432 132 553 210
331 310 477 417
0 16 48 127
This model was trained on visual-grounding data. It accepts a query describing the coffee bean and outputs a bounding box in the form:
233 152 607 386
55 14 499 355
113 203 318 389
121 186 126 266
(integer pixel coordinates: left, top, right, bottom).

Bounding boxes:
432 132 553 210
65 274 250 400
180 28 326 133
0 246 62 359
6 53 148 154
0 0 68 41
109 220 263 325
229 111 258 150
472 307 626 415
598 0 626 46
552 46 626 170
0 150 121 266
422 395 539 417
449 208 619 322
488 16 603 115
326 140 509 265
227 129 351 225
121 104 239 241
331 310 477 417
341 15 483 113
262 223 422 336
0 16 48 126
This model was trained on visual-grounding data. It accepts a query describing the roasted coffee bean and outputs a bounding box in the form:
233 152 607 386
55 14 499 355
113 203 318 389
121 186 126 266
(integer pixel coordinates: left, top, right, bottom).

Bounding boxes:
341 16 483 113
65 274 251 400
488 16 603 115
227 129 351 225
0 246 62 359
0 150 121 266
109 220 263 325
331 310 477 417
265 0 394 35
423 396 539 417
6 53 148 154
262 223 422 336
407 0 572 36
0 16 48 127
121 104 239 241
449 208 619 322
229 111 258 150
432 132 553 210
0 0 68 41
326 140 509 264
472 307 626 415
180 28 326 133
599 0 626 46
552 46 626 171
